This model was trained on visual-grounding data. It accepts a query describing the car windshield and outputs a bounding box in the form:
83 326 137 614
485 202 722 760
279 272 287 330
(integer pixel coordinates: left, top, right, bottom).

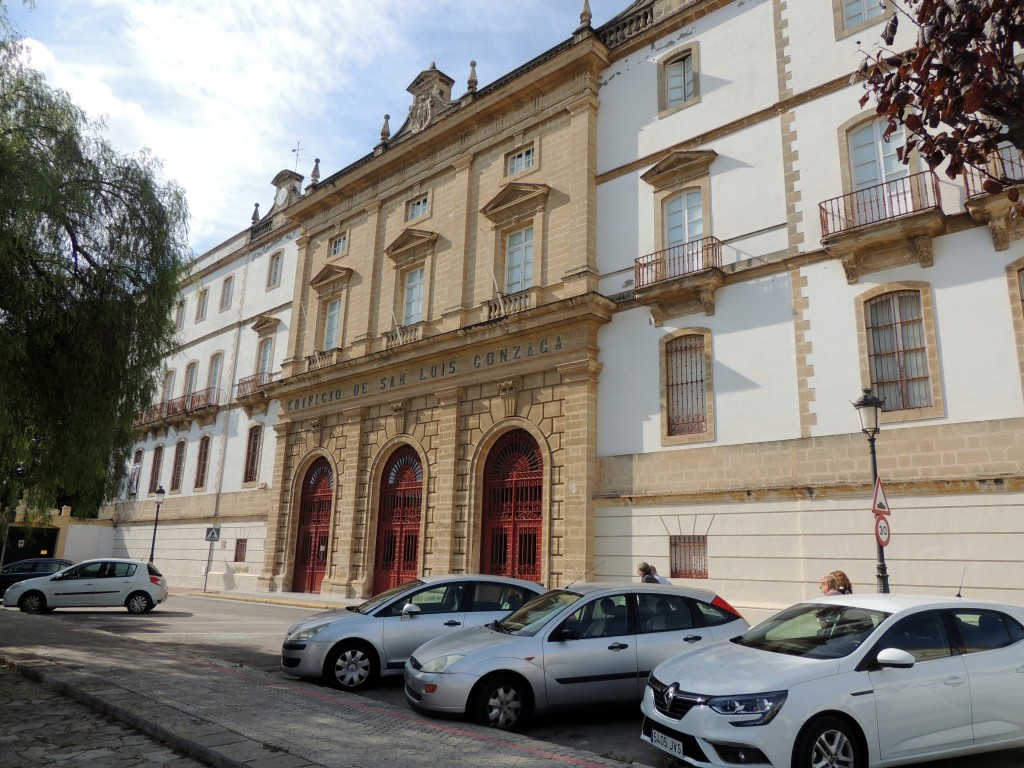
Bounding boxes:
497 589 582 636
357 579 425 615
736 602 890 659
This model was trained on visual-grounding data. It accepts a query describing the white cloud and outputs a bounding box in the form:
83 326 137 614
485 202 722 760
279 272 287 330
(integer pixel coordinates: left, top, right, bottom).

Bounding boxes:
11 0 624 254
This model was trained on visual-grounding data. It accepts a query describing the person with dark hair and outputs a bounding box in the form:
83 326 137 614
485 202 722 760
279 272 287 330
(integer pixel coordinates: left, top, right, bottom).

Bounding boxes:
637 562 658 584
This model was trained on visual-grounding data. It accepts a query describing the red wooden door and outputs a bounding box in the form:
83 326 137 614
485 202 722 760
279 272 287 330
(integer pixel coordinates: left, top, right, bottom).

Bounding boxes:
292 458 332 593
372 447 422 594
481 429 543 580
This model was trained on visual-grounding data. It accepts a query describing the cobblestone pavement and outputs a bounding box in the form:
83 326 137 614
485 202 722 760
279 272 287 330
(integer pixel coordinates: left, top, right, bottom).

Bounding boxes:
0 666 204 768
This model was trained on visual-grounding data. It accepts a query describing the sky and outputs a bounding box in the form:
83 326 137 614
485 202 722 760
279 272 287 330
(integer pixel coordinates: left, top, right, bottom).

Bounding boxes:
9 0 626 256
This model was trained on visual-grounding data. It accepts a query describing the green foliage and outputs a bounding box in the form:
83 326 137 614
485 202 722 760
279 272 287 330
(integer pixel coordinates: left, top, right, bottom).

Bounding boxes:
860 0 1024 192
0 7 189 519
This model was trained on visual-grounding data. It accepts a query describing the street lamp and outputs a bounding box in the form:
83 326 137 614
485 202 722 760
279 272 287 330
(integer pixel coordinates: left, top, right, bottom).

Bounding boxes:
149 486 165 563
852 388 889 593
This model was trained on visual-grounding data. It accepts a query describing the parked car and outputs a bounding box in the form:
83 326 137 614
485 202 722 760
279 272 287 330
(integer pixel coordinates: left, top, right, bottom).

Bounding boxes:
281 574 544 692
640 594 1024 768
0 558 74 597
1 558 168 614
405 583 747 730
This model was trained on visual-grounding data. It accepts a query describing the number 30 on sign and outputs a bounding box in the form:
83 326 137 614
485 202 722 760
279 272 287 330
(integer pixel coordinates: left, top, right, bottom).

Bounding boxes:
874 515 891 548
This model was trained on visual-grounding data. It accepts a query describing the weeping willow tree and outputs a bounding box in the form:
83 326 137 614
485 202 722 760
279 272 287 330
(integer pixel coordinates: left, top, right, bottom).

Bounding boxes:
0 7 189 523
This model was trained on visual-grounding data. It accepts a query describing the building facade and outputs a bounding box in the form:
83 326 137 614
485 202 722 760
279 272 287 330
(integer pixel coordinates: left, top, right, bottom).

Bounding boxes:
104 173 302 591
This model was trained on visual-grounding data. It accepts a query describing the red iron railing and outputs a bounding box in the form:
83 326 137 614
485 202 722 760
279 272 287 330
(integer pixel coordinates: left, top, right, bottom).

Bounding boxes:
634 236 722 290
234 371 279 399
963 147 1024 198
819 170 941 237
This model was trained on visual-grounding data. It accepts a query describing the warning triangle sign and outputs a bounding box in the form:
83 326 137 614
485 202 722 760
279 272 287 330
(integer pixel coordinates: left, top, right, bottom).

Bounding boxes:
872 477 891 516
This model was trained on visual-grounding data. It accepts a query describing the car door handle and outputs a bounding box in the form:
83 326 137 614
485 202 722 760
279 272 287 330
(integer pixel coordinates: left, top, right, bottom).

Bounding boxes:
444 620 462 627
944 676 966 686
683 635 703 643
608 642 630 651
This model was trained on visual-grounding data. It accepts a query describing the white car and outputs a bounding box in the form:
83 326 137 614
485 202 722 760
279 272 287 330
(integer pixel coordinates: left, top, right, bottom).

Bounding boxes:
281 574 544 691
405 583 748 730
2 558 168 614
640 594 1024 768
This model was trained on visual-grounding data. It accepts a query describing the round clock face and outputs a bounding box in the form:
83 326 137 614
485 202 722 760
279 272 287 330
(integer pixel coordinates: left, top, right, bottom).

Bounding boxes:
275 187 288 206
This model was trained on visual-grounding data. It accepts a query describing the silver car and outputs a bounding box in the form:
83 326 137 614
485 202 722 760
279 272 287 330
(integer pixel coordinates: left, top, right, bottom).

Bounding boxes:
405 583 749 730
1 558 168 614
280 574 543 691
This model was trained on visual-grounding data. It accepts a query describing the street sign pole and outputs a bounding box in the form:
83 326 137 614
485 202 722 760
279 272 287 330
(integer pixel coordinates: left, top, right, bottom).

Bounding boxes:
202 526 220 594
868 433 890 593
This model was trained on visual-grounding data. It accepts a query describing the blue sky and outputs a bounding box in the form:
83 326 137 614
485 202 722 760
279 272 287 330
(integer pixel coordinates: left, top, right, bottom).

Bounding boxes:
10 1 625 255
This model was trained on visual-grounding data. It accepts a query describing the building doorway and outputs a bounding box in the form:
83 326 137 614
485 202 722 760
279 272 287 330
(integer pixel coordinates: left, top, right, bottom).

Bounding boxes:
481 429 543 580
372 446 423 594
291 458 333 593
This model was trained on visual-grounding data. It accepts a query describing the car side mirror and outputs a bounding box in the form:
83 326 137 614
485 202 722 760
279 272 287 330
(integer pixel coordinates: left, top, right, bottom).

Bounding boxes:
401 603 422 620
876 647 916 669
554 627 580 642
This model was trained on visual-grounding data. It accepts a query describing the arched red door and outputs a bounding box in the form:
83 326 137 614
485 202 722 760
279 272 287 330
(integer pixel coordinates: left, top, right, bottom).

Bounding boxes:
372 446 423 594
292 458 333 593
481 429 543 580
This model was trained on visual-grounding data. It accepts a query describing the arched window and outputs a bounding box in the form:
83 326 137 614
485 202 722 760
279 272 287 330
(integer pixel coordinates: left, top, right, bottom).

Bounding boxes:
481 430 543 580
373 446 423 593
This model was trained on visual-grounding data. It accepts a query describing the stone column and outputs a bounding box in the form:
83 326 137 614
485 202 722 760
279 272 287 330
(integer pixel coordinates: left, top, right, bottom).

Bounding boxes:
257 421 294 592
335 405 368 598
430 386 462 573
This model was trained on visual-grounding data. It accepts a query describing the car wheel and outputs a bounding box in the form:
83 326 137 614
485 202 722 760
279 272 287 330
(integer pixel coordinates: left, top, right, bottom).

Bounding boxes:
324 642 378 691
126 592 153 614
472 674 531 731
793 715 863 768
18 592 47 614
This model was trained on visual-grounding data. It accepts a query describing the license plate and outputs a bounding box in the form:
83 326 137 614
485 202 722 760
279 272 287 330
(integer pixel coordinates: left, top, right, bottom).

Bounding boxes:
649 728 685 759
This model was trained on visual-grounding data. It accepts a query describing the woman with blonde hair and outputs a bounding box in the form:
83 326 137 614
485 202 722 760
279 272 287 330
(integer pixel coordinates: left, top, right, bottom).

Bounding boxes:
819 570 852 595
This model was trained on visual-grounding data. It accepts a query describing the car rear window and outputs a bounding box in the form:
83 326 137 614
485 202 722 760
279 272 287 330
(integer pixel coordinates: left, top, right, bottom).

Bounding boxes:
147 563 163 577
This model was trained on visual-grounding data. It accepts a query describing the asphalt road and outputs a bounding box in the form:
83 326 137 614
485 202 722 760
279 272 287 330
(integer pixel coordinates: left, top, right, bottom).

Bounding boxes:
29 594 1024 768
47 594 664 766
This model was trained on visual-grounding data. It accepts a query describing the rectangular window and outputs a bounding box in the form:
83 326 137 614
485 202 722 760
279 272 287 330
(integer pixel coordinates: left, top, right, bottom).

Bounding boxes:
219 276 234 312
194 290 208 322
194 435 211 489
243 426 262 483
506 146 534 176
148 446 164 494
234 539 248 563
257 338 273 379
161 370 175 402
670 535 708 579
505 226 534 293
174 299 186 330
666 334 707 435
208 353 223 392
266 252 282 289
407 195 429 221
403 268 424 325
666 54 694 108
323 298 341 349
330 234 347 257
170 441 187 492
128 451 143 497
844 0 885 28
867 291 932 411
665 190 703 249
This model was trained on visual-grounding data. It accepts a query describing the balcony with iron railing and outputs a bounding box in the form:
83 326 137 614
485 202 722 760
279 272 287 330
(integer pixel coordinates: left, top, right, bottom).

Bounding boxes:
632 236 725 322
249 219 273 242
819 170 946 283
383 323 423 350
133 387 223 429
234 371 280 399
963 148 1024 251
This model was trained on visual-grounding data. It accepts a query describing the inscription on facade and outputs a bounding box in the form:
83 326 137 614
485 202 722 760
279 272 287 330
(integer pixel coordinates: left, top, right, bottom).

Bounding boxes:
286 335 564 413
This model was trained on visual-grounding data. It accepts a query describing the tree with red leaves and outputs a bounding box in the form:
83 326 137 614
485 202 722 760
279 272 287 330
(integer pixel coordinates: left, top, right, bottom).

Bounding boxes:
859 0 1024 195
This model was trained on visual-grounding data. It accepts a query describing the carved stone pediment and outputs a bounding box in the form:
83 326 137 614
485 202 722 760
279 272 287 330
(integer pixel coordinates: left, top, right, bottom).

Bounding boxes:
481 182 551 223
641 150 717 191
250 314 280 336
310 264 354 295
385 228 439 265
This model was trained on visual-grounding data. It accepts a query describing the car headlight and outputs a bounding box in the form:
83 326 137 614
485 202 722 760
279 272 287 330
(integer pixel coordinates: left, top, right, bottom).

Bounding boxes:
419 654 465 673
707 691 787 726
286 623 329 643
5 583 22 593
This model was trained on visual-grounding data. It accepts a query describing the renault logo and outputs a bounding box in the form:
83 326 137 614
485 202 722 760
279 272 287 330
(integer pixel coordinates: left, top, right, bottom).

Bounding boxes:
665 683 678 704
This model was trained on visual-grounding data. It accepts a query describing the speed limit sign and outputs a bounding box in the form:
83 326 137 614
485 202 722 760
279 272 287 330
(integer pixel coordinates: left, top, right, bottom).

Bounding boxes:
875 515 892 548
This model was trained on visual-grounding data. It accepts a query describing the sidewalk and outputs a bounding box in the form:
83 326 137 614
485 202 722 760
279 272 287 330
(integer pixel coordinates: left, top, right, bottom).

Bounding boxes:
0 608 637 768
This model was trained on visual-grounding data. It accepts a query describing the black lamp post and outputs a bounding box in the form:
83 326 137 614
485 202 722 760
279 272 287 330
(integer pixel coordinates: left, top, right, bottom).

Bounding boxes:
149 486 166 563
853 388 889 593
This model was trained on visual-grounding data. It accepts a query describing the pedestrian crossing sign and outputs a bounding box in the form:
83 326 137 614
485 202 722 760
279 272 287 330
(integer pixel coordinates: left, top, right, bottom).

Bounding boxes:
205 527 221 542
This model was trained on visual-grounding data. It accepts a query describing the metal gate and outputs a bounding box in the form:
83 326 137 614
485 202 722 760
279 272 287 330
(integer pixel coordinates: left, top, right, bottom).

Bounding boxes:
372 446 422 594
292 458 333 593
481 429 543 580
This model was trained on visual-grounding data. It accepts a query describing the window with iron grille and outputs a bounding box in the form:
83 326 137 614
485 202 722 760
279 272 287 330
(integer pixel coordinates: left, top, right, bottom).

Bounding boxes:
148 445 163 494
666 334 707 435
670 535 708 579
169 440 187 492
234 539 247 563
194 435 211 489
866 291 931 411
243 425 262 483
